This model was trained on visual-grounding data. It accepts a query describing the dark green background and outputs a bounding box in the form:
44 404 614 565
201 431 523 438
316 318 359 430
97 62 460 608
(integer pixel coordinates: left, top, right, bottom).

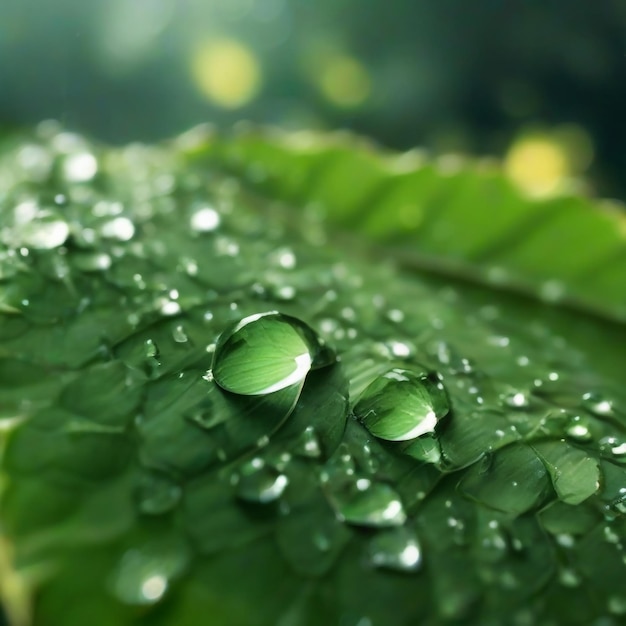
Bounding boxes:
0 0 625 197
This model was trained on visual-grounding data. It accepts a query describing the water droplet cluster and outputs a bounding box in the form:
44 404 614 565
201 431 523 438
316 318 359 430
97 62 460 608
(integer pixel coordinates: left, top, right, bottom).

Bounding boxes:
0 125 624 626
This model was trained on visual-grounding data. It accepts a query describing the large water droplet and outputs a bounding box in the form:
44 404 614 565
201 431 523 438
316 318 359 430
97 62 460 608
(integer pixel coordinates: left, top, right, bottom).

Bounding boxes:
324 474 407 528
366 527 422 572
234 457 289 504
354 369 449 441
212 311 334 396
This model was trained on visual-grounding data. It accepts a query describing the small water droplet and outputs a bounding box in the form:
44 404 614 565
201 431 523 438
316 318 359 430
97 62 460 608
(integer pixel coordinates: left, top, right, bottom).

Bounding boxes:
212 311 334 396
502 390 530 409
603 525 620 544
181 257 198 276
293 426 322 458
145 339 159 359
566 418 591 442
73 252 112 272
172 325 188 343
109 541 188 606
367 527 422 572
190 206 220 232
555 533 575 548
234 458 289 504
158 298 181 316
354 369 449 442
275 248 296 269
325 474 407 528
275 285 296 300
558 567 582 587
135 472 182 515
582 392 614 417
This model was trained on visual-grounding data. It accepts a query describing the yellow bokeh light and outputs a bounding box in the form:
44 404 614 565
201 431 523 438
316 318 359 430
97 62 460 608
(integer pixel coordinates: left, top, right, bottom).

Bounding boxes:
318 54 371 108
504 136 570 197
191 38 261 109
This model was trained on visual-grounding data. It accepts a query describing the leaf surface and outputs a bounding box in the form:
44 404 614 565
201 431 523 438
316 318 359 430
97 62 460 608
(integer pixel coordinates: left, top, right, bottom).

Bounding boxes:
0 126 625 626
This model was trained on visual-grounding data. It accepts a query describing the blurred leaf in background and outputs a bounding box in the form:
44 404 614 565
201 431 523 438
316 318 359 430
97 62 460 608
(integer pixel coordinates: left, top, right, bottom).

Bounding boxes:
0 0 625 197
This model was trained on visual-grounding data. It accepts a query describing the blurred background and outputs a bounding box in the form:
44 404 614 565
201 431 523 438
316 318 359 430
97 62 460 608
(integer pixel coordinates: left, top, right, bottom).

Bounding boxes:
0 0 625 199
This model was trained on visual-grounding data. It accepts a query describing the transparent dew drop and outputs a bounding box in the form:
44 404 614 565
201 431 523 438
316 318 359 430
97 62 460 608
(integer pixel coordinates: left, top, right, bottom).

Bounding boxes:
109 541 188 606
582 392 614 417
366 527 422 573
234 458 289 504
212 311 334 396
502 390 530 410
190 206 220 232
274 248 296 269
135 472 182 515
293 425 322 458
565 416 592 442
324 475 407 528
145 339 159 359
172 325 188 343
354 369 449 442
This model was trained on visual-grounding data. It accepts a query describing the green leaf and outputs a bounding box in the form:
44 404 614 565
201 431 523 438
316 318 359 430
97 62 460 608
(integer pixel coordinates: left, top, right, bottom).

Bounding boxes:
1 126 626 626
199 127 626 323
459 443 551 515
